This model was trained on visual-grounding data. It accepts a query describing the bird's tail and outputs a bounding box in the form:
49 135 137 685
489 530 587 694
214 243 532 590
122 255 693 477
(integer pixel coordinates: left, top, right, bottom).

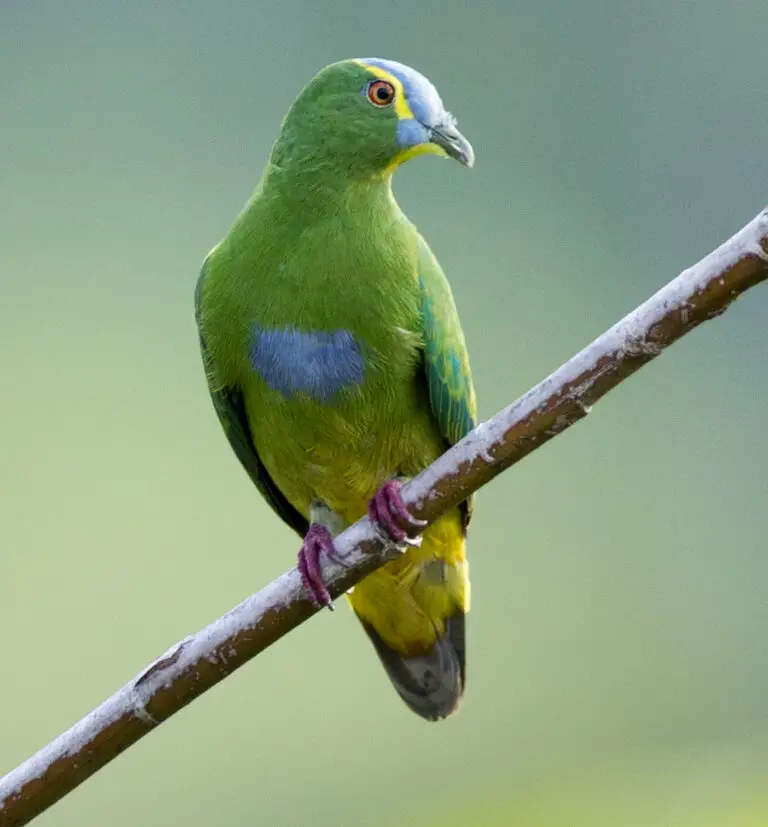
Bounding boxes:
346 510 469 721
357 608 466 721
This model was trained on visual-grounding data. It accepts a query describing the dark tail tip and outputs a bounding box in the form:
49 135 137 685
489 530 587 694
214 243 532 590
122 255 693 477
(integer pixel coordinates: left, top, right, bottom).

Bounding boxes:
360 612 466 721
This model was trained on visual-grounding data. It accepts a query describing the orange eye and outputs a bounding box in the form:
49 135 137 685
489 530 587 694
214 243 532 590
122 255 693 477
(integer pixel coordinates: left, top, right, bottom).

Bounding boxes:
366 80 395 107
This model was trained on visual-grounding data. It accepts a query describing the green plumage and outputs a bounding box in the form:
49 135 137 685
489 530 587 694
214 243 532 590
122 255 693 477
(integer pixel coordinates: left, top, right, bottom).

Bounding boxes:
196 58 477 720
195 269 308 537
417 237 477 502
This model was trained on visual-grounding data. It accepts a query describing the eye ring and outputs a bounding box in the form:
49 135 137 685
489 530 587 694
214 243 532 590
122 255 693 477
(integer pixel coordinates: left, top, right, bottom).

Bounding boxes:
366 80 396 107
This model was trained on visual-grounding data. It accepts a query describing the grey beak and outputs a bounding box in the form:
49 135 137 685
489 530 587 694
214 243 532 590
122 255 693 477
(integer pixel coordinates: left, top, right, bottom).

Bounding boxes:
429 122 475 168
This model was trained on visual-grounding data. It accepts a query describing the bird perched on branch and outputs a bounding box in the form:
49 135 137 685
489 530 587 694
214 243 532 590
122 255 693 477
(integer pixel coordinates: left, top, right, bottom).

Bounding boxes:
195 58 476 720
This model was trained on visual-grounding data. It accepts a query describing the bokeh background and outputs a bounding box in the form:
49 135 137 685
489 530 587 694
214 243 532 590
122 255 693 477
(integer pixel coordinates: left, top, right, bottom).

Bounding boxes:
2 2 767 825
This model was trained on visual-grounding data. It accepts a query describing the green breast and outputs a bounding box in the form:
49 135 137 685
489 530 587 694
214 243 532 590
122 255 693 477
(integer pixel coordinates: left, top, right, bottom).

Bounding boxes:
202 176 442 515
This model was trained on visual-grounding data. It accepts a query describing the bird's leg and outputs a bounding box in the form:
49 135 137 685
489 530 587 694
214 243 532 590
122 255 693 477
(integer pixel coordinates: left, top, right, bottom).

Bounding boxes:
297 524 340 610
298 503 350 610
367 478 427 545
299 484 425 609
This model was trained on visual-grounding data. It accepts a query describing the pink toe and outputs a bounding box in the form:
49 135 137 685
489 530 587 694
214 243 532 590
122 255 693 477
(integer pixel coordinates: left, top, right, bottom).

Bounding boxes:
381 480 427 528
369 487 407 542
297 525 335 608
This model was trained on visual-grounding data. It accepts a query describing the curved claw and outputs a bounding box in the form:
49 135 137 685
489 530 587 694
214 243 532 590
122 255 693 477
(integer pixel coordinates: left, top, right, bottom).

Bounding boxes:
400 534 423 548
367 479 427 545
297 524 341 610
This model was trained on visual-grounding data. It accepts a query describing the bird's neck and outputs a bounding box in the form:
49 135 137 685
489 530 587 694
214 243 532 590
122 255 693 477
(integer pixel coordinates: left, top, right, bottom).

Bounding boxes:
256 161 398 221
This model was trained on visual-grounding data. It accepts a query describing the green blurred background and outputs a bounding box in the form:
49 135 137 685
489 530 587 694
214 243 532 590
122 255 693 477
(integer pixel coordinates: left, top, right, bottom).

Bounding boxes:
2 2 767 825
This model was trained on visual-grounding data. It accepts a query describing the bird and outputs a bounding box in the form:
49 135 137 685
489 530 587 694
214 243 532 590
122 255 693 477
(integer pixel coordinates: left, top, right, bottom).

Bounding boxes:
195 58 477 721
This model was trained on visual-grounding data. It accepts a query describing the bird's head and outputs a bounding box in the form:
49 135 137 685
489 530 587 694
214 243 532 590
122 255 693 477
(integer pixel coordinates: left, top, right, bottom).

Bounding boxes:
270 58 474 180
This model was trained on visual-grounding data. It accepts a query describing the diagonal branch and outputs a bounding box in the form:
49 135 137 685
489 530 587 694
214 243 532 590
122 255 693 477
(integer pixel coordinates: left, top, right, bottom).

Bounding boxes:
2 208 768 827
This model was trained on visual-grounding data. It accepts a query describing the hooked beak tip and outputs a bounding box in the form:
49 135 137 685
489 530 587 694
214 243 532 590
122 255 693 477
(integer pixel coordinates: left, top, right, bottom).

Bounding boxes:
429 123 475 168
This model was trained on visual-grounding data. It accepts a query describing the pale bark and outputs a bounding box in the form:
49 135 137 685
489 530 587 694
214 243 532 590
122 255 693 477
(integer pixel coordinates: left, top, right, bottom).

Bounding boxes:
2 209 767 827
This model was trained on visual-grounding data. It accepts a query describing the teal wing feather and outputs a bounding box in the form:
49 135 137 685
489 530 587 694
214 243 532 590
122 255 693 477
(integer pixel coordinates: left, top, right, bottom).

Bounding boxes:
416 236 477 525
194 261 308 538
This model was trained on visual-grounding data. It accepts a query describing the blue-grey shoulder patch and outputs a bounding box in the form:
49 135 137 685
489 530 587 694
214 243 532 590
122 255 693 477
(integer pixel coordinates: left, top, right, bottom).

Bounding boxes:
251 326 365 401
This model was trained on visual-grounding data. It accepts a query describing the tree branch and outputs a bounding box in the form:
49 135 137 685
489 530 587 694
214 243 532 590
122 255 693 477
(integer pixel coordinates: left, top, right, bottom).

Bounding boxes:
2 209 768 826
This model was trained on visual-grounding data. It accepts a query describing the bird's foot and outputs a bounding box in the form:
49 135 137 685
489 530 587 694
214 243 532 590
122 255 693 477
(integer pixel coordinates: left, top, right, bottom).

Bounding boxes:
367 479 427 546
297 524 348 611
